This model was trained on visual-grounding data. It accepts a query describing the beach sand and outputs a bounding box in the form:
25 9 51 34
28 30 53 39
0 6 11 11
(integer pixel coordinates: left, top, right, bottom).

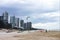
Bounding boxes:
0 30 60 40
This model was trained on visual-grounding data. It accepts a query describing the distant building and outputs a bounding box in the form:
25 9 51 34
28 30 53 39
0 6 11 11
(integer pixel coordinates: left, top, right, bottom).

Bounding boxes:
15 18 19 28
0 11 32 29
10 16 15 28
2 11 8 23
26 22 32 30
23 22 32 30
23 23 27 30
20 20 24 27
0 16 3 20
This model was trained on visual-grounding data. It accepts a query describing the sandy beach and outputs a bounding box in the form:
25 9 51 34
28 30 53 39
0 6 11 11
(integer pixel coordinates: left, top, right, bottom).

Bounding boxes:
0 30 60 40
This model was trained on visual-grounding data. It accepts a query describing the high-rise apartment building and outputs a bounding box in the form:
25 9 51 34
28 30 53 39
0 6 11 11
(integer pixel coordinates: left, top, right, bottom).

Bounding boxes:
15 18 19 28
2 11 8 23
10 16 15 28
23 23 27 30
20 20 24 27
26 22 32 30
0 16 3 21
19 20 24 29
23 22 32 30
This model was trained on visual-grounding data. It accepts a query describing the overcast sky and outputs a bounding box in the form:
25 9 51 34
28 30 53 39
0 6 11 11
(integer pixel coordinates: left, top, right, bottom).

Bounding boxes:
0 0 60 30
